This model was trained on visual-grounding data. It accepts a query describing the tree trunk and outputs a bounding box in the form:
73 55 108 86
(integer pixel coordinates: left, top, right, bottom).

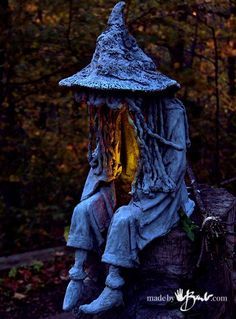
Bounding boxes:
0 0 9 105
228 56 236 96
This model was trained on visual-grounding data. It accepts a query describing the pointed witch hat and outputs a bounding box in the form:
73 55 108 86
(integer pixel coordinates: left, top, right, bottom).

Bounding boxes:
59 1 180 93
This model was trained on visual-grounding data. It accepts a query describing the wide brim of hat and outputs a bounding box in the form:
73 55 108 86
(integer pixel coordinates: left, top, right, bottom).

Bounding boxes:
59 64 180 93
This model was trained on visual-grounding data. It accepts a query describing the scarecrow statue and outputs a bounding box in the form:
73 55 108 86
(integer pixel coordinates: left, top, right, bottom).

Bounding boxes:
59 1 195 315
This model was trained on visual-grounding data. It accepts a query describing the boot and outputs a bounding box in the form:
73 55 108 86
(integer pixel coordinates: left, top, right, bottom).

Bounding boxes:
79 286 124 314
79 265 124 314
63 249 87 311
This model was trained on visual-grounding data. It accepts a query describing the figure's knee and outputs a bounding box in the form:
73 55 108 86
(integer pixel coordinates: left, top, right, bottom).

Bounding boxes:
112 205 135 225
72 201 87 221
71 193 100 223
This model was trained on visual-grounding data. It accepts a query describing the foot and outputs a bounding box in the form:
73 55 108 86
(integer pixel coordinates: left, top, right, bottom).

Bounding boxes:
63 280 84 311
79 286 124 314
105 269 125 289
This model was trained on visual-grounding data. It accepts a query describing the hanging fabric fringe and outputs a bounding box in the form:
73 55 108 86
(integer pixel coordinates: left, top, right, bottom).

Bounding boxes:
76 92 186 195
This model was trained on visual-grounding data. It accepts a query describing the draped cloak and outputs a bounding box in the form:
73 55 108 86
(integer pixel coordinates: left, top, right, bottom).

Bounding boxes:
78 95 195 252
61 2 194 269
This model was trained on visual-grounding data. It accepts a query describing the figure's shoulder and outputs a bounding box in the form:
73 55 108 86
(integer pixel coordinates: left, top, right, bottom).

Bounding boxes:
163 97 185 113
163 97 186 123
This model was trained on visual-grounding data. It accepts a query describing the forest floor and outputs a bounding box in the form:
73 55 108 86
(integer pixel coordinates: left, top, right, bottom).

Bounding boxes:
0 250 235 318
0 253 74 319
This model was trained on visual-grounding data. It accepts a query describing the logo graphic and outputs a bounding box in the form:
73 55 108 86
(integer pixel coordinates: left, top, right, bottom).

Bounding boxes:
146 289 227 312
174 289 226 312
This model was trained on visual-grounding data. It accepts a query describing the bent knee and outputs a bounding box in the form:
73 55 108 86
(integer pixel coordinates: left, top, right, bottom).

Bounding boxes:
72 201 87 221
72 193 102 218
112 205 136 224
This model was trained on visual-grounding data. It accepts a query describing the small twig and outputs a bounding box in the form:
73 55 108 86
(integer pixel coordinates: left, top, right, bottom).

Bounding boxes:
187 163 207 216
128 7 156 27
184 49 215 64
196 237 205 267
9 65 77 86
220 176 236 186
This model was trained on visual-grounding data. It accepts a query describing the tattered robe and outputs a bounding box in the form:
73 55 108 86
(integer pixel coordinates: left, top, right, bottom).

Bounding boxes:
67 96 195 268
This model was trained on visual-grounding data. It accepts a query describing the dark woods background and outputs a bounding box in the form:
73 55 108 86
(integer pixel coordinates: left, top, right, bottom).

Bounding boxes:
0 0 236 256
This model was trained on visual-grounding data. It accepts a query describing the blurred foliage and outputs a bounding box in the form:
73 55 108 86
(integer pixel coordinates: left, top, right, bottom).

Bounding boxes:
0 0 236 255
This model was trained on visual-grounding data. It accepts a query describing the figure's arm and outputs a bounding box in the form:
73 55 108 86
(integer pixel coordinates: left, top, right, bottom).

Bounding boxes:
163 100 188 185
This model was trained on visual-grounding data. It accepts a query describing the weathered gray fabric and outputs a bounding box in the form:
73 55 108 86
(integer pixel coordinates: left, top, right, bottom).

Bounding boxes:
101 98 194 268
101 185 194 268
102 203 142 268
67 97 194 268
67 183 116 250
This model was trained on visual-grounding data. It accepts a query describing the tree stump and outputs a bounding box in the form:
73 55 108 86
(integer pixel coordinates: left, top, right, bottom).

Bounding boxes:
73 185 235 319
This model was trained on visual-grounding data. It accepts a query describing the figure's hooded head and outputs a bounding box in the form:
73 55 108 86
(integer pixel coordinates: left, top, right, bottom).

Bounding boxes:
59 2 187 197
59 1 180 93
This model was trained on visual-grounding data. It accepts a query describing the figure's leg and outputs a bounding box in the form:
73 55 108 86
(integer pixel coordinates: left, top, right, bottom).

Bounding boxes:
102 204 142 268
79 204 141 314
63 191 113 311
63 249 87 311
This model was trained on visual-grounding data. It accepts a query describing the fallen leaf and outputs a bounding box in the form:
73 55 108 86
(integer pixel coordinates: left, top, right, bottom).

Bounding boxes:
13 292 27 300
